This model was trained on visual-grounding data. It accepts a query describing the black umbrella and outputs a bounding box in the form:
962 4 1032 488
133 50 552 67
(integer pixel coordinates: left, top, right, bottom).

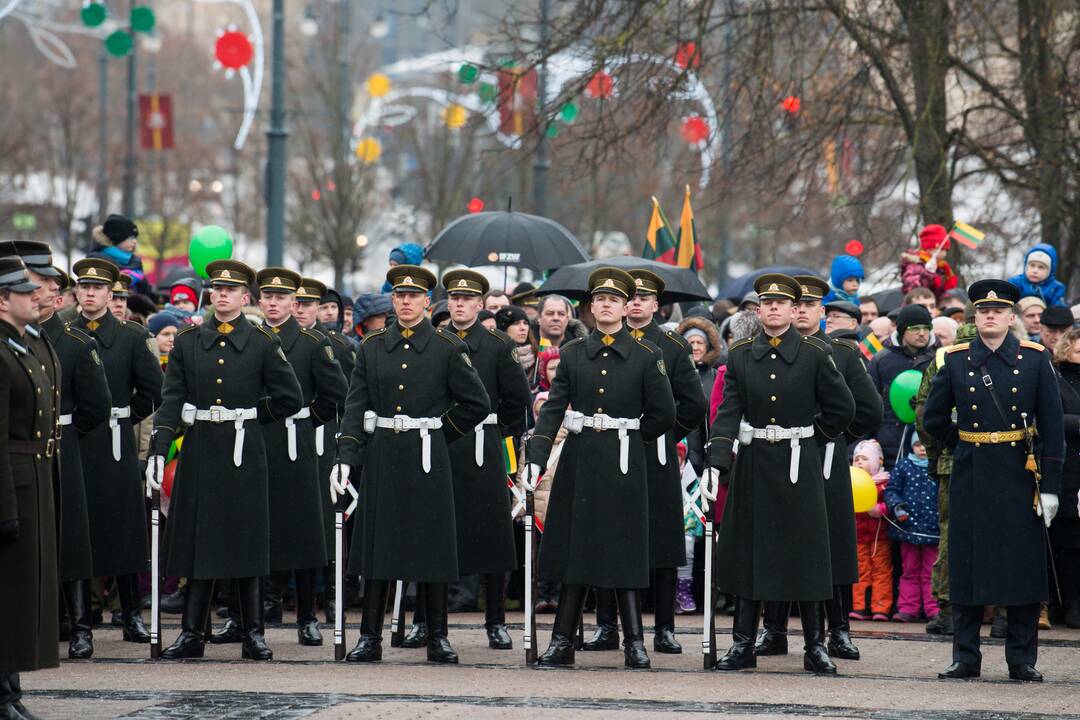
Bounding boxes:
717 265 819 300
536 256 711 304
871 286 903 314
425 210 590 272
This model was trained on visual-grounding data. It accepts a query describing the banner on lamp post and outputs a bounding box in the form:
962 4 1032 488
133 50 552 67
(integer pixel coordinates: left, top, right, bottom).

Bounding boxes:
139 94 174 150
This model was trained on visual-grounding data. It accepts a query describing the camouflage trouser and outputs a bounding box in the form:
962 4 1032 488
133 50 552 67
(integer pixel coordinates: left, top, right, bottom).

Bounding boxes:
931 472 949 604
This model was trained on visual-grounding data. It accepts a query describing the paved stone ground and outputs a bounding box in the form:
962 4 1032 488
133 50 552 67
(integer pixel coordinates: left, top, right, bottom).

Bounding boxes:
21 612 1080 719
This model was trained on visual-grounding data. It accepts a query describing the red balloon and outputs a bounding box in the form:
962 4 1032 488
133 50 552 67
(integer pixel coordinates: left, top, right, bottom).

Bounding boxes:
467 197 485 213
162 459 178 498
675 41 701 70
586 71 614 99
680 115 710 145
215 30 253 70
845 239 864 256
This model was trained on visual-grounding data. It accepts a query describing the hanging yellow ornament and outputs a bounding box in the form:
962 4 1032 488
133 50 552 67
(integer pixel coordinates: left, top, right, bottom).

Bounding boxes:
355 137 382 164
366 73 391 98
443 103 467 130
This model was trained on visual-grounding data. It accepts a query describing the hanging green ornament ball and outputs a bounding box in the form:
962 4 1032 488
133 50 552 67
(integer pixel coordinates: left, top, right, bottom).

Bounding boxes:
546 124 559 139
130 5 156 33
81 2 107 27
560 102 578 123
457 63 479 84
477 82 497 103
105 30 134 57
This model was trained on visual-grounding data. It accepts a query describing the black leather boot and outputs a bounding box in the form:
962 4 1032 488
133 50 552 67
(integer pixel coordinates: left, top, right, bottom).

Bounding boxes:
714 597 760 671
116 574 150 643
64 579 94 659
399 582 428 648
800 602 837 674
239 577 272 660
754 601 790 656
5 673 42 720
323 566 336 624
425 582 459 663
211 580 243 644
616 589 651 669
825 585 860 660
484 572 513 650
295 568 323 646
652 568 681 654
262 574 284 624
581 588 619 651
539 584 589 666
346 579 389 662
161 579 212 659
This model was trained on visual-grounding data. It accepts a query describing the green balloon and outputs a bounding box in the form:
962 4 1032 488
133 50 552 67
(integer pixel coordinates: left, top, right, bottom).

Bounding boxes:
189 225 233 279
81 2 107 28
104 30 133 57
130 5 156 33
889 369 923 424
560 102 578 123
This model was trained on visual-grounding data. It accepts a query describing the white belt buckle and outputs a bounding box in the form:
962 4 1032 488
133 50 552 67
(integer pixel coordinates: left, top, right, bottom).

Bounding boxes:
393 415 406 433
209 406 224 424
764 425 781 443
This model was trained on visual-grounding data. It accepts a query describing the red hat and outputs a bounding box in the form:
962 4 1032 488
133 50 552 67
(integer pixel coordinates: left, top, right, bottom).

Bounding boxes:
170 284 197 305
919 224 950 251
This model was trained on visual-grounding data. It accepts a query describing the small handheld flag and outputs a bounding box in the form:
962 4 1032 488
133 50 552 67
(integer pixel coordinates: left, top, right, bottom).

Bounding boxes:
676 185 704 271
949 221 985 250
501 436 518 475
860 333 883 361
642 197 677 265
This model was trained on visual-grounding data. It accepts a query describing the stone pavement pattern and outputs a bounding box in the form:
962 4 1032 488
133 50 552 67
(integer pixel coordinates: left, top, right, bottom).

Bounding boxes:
23 613 1080 719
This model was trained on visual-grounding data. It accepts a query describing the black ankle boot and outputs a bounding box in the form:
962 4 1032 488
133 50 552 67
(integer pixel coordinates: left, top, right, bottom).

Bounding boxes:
425 583 458 664
755 601 790 656
162 580 212 659
295 568 323 646
64 579 94 659
346 579 389 662
539 585 588 666
825 585 860 660
800 601 837 674
262 574 284 624
616 589 651 669
115 574 150 643
715 597 760 671
652 568 681 654
399 583 428 648
238 577 272 660
581 588 619 651
211 581 243 644
484 572 513 650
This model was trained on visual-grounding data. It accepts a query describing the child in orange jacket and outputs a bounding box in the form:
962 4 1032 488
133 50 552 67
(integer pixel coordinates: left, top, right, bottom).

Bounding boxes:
850 439 893 621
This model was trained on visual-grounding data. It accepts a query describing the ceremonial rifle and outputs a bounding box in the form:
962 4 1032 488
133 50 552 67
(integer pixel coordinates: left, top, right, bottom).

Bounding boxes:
1020 412 1063 606
146 410 162 659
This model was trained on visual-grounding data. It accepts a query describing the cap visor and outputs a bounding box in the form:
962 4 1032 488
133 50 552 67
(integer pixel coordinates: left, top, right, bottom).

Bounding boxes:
9 280 40 293
30 265 62 278
590 288 627 299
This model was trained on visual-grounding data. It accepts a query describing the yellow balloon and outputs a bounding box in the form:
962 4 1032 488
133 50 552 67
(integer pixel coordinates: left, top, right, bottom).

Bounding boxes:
355 137 381 165
366 73 391 98
443 103 467 129
850 466 877 513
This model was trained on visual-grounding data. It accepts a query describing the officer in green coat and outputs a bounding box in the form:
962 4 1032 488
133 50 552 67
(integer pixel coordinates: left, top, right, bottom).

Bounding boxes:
703 273 855 675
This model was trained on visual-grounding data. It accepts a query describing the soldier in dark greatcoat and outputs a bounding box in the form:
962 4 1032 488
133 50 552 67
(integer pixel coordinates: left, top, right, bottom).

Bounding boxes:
148 260 303 661
703 273 855 675
522 268 676 670
71 257 162 644
756 275 882 662
0 257 60 720
924 279 1064 682
331 265 490 664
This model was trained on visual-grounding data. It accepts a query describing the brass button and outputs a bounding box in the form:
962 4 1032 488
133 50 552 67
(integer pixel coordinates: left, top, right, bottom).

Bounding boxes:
1010 441 1017 447
218 359 224 365
404 344 410 349
975 442 981 447
1011 387 1017 393
770 417 776 423
598 388 605 394
216 398 222 404
971 404 977 410
396 405 402 411
770 395 776 401
401 363 408 369
220 341 226 347
1011 424 1016 429
35 431 41 438
602 352 609 358
37 410 41 416
36 454 41 460
973 422 979 428
398 384 404 390
601 370 607 375
968 371 974 377
597 407 603 413
1011 405 1017 411
1014 369 1020 375
1018 354 1023 360
770 354 777 360
969 387 975 392
770 374 776 379
36 388 40 394
216 378 223 384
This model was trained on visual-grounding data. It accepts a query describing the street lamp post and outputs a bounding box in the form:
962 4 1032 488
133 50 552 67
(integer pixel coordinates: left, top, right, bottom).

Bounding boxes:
531 0 551 218
265 0 288 266
121 0 138 217
97 46 109 223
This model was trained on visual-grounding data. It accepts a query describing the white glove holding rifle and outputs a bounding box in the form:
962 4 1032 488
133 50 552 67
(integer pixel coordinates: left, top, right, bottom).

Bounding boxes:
145 456 165 492
520 463 542 493
700 467 722 513
330 463 351 503
1041 493 1059 529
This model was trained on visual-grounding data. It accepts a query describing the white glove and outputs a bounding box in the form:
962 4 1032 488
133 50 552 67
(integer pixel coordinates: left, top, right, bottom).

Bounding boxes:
700 467 721 512
520 463 542 492
146 456 165 492
330 463 351 503
1041 493 1059 528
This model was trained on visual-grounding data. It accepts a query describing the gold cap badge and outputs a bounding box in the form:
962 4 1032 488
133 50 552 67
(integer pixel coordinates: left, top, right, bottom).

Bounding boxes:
220 269 232 279
987 290 998 299
603 278 614 287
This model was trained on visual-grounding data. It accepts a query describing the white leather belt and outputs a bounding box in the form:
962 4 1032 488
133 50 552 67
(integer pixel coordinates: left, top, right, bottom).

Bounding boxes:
737 421 815 484
474 413 498 466
315 425 325 457
823 442 836 480
59 414 73 427
657 437 668 466
109 406 131 461
285 407 312 461
181 403 258 467
563 410 641 474
363 411 443 473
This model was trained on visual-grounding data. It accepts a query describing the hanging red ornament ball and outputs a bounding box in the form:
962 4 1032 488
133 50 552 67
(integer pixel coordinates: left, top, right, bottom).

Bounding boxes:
845 239 864 256
467 197 485 214
586 71 614 99
215 30 253 70
781 95 801 114
311 189 321 201
680 115 710 145
675 41 701 70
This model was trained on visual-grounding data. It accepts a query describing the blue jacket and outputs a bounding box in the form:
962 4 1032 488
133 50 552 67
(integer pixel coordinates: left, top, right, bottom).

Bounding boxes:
822 255 863 306
1008 243 1067 307
884 456 939 545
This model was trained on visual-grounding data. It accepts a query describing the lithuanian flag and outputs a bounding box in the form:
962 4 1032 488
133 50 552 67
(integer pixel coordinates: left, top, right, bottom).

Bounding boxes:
949 221 985 250
501 436 518 475
676 185 704 271
642 196 677 265
860 333 883 361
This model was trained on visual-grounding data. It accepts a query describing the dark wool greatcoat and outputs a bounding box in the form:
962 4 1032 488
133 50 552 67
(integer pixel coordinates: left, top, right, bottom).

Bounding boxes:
448 321 530 575
923 332 1064 606
151 317 303 579
72 310 162 576
41 313 111 581
527 329 676 589
708 326 855 601
0 320 60 673
262 317 347 572
636 320 708 569
337 318 490 583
